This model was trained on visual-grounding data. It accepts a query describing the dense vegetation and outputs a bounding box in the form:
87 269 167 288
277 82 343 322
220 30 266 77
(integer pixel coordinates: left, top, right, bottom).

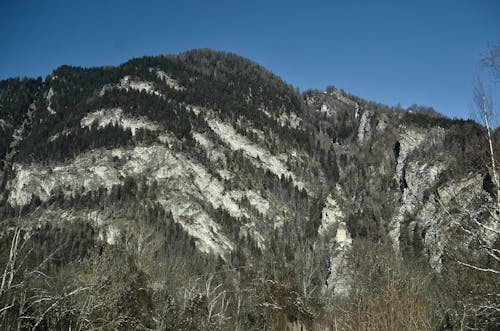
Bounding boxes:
0 49 498 329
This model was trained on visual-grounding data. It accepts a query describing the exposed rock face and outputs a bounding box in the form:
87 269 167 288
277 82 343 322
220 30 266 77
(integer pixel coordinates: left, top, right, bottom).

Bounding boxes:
0 50 496 303
207 117 308 191
80 108 160 135
388 127 455 268
99 75 163 97
318 193 352 295
46 87 56 114
150 68 186 91
278 111 301 129
6 142 275 257
391 138 442 242
356 110 371 144
318 193 345 237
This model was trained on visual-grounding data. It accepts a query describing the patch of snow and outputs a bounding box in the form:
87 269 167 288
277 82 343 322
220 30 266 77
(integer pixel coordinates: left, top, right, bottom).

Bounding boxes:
80 108 159 135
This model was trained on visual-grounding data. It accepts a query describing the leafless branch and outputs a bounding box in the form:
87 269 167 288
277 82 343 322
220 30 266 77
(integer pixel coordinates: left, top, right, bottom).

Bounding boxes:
482 44 500 78
456 260 500 276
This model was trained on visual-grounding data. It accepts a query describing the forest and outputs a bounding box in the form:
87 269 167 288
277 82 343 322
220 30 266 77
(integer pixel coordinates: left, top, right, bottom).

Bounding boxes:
0 49 498 330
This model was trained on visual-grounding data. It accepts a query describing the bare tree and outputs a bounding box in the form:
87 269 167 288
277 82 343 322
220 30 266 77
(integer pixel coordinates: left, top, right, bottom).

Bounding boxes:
459 45 500 275
483 43 500 79
475 79 499 207
474 44 500 255
0 228 85 329
442 44 500 328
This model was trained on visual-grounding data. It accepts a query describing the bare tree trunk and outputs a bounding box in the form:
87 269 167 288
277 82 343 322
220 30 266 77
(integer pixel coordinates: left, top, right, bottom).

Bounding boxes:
474 80 500 212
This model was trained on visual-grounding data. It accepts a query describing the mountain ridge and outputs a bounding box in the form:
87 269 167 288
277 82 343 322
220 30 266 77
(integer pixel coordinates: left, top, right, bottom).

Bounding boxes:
0 49 498 329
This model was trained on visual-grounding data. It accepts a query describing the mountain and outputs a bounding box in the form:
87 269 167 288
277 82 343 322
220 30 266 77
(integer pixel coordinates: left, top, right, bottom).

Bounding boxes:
0 49 498 330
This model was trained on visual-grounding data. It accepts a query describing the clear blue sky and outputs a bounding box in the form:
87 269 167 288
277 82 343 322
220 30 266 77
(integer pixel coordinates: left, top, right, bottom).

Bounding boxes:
1 0 499 119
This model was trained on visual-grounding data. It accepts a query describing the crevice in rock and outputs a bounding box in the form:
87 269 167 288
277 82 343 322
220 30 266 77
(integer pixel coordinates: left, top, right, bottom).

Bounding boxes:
399 165 408 192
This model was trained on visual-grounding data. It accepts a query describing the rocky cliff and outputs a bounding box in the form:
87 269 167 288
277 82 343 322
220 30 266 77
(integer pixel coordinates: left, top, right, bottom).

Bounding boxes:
0 49 498 329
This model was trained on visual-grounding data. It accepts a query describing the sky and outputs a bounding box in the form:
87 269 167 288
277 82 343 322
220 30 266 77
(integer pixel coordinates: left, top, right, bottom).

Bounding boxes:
1 0 499 120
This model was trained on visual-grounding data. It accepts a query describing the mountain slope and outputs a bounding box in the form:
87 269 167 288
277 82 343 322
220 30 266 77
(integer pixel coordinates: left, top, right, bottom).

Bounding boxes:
0 49 498 329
